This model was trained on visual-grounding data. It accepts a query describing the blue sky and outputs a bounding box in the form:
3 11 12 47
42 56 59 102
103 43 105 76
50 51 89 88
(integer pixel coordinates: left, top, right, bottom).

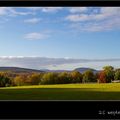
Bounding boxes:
0 7 120 70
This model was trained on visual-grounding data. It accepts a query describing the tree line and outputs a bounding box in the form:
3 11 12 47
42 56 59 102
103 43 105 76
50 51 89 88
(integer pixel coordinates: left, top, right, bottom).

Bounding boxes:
0 66 120 87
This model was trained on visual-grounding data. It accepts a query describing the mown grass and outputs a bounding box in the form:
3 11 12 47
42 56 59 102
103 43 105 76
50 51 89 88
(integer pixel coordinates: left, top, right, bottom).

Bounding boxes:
0 83 120 100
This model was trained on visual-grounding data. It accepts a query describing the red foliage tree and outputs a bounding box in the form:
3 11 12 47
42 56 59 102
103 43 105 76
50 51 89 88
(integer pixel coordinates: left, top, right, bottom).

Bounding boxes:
98 71 107 83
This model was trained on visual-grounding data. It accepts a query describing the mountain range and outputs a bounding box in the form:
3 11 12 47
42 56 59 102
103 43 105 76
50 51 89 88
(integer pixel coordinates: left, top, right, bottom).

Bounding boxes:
0 67 99 74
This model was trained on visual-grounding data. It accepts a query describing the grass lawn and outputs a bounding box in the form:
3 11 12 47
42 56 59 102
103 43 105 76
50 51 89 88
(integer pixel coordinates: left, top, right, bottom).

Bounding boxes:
0 83 120 100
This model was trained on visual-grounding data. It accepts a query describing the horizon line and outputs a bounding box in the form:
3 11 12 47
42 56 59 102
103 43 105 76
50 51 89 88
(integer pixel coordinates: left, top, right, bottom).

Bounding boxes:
0 56 120 60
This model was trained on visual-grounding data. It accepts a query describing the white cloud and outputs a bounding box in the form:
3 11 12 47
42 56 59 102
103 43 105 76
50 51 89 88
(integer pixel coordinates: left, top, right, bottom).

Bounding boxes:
66 7 120 32
100 7 120 16
66 7 120 22
70 17 120 32
24 32 48 40
69 7 87 13
27 7 63 13
13 11 33 16
24 18 41 24
41 7 63 12
66 12 107 22
66 14 91 22
0 7 15 16
0 7 34 16
0 56 25 59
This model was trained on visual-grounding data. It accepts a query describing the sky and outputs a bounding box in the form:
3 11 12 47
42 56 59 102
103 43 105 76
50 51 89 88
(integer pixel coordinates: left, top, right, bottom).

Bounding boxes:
0 7 120 70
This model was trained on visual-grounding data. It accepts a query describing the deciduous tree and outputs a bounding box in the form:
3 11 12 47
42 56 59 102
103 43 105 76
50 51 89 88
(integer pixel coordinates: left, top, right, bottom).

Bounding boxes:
114 69 120 80
83 70 96 83
70 71 82 83
103 66 114 83
98 71 107 83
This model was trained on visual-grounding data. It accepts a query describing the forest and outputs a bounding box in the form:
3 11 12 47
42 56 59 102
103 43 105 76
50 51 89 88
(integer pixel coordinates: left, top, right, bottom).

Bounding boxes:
0 66 119 87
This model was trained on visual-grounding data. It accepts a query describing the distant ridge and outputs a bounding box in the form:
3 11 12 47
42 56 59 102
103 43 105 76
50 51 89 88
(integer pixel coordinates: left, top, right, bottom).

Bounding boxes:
0 67 99 74
0 67 44 73
42 67 99 73
43 69 71 73
74 67 99 73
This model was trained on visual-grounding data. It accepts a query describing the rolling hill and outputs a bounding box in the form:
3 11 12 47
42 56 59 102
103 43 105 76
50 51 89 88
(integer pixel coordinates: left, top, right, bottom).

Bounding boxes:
0 67 44 73
74 67 99 73
0 67 99 74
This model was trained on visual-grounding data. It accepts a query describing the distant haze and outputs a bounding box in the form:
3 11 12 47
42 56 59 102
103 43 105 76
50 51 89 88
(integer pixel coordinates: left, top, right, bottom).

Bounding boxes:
0 56 120 70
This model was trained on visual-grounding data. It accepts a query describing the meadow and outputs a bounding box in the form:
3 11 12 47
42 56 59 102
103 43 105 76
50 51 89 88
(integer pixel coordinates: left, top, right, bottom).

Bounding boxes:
0 83 120 100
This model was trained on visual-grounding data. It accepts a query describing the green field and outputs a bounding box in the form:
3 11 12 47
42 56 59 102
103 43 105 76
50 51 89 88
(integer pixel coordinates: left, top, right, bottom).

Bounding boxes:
0 83 120 100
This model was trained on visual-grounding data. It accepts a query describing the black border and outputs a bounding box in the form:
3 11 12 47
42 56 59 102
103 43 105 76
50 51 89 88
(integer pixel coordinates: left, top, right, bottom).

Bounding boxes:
0 0 119 6
0 101 120 119
0 0 120 119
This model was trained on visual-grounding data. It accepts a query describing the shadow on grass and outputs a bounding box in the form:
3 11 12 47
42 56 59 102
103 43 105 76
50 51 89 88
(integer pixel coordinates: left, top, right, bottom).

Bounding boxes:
0 88 120 100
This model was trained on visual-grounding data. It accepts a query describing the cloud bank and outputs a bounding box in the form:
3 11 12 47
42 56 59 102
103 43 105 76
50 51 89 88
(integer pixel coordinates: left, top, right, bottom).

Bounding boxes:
0 56 120 70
